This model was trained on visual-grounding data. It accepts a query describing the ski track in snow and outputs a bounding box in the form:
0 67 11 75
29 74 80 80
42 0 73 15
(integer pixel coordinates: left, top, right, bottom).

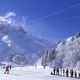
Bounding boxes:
0 66 79 80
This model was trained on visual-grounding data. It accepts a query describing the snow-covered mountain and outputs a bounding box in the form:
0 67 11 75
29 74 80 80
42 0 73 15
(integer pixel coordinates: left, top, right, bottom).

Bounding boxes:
0 19 53 66
41 32 80 69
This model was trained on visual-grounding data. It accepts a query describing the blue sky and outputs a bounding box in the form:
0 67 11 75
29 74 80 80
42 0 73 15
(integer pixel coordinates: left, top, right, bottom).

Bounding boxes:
0 0 80 42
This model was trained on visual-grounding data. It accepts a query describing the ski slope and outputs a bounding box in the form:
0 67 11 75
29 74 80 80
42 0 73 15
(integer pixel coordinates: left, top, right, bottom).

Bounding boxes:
0 66 78 80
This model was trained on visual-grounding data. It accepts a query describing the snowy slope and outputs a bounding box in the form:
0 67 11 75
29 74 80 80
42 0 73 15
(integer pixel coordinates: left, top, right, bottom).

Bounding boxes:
0 66 77 80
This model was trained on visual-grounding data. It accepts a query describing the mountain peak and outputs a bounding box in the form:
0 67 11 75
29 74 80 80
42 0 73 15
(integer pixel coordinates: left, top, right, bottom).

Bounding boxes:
0 21 53 66
75 32 80 38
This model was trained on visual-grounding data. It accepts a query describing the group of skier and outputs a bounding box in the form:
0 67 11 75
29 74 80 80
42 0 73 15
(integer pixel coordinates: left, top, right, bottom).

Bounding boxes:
4 65 12 74
51 67 80 79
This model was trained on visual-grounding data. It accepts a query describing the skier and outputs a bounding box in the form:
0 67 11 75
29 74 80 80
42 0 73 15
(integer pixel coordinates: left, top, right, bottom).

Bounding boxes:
53 68 56 75
43 66 46 69
50 72 54 75
4 65 10 74
78 72 80 79
56 68 59 76
70 69 74 78
63 69 65 76
9 65 12 69
75 71 77 78
66 69 69 77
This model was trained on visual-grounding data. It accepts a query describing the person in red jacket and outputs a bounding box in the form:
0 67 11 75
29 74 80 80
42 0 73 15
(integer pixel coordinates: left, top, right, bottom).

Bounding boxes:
78 72 80 79
66 69 69 77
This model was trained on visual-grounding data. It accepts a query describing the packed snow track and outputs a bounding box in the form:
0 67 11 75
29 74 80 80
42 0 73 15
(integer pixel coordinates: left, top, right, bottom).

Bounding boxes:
0 66 78 80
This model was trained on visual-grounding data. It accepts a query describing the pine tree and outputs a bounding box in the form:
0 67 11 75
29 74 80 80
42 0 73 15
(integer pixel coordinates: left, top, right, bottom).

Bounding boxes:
41 50 49 69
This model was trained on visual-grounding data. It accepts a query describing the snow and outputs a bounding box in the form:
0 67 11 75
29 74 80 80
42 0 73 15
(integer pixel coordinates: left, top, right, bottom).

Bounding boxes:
2 35 12 47
48 34 80 69
66 36 72 42
0 66 78 80
0 12 16 24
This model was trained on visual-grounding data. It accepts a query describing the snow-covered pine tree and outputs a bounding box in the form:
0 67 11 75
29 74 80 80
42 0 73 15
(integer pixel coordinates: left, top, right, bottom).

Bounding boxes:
41 50 49 69
48 49 56 62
